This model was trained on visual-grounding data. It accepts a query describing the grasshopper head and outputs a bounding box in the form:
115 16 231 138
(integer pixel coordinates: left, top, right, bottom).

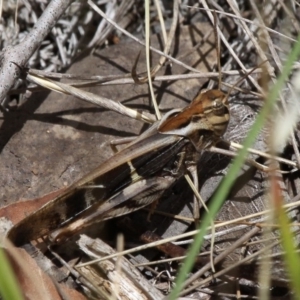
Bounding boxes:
201 89 230 137
158 89 230 139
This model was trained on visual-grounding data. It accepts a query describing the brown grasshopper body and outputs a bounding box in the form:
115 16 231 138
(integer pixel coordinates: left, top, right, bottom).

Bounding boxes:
7 89 229 246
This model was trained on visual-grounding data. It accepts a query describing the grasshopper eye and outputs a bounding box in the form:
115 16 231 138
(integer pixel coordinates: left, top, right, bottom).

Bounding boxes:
212 98 228 116
213 99 220 106
212 98 223 109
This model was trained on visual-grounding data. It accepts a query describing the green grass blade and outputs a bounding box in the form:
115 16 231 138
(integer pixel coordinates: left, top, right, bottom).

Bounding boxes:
0 247 24 300
277 204 300 299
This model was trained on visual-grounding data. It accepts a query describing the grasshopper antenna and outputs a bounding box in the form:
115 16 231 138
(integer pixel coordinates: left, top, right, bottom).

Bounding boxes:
207 10 221 91
211 10 266 99
225 60 268 99
213 10 222 90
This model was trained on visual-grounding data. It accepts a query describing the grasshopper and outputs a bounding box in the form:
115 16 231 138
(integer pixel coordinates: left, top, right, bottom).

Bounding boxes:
7 16 266 246
7 87 230 246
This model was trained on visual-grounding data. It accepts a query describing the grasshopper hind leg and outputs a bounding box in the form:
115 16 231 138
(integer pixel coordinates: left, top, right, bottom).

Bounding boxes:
49 176 177 244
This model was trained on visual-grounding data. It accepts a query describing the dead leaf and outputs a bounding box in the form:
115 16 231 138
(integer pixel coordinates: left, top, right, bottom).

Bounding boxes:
4 243 86 300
